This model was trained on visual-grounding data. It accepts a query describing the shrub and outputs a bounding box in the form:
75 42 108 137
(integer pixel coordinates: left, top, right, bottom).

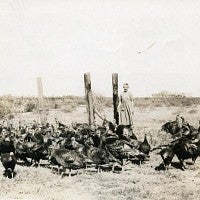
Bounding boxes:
7 114 15 120
24 101 37 112
93 93 108 112
54 103 59 109
188 109 198 114
0 100 12 119
61 104 77 113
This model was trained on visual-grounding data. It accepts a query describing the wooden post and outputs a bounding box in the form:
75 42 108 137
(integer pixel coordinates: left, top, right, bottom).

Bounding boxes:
112 73 119 125
37 77 44 124
84 73 95 126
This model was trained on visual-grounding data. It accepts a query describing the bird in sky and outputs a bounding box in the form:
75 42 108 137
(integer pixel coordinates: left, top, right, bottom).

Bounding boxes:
138 41 157 54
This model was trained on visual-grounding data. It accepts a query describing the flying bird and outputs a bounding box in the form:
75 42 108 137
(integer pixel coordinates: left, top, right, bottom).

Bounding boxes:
138 41 157 54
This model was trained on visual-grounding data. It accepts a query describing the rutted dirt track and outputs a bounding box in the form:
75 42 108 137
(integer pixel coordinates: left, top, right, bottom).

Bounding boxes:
1 105 200 200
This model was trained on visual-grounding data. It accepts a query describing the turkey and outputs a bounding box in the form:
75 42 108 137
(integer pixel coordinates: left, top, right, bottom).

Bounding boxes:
138 134 151 155
1 152 17 178
160 147 174 170
49 149 85 177
116 125 137 141
172 138 200 170
15 140 49 166
0 135 15 154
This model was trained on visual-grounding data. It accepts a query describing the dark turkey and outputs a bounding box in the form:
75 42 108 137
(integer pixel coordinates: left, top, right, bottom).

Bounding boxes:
49 149 85 176
0 137 15 154
1 152 17 178
172 138 200 170
138 134 151 155
160 147 174 170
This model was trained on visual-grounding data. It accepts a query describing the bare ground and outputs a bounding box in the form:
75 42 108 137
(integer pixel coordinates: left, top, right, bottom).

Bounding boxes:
1 105 200 200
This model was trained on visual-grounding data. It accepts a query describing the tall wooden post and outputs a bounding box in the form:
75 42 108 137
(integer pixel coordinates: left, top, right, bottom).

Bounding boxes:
112 73 119 125
84 73 95 126
37 77 44 124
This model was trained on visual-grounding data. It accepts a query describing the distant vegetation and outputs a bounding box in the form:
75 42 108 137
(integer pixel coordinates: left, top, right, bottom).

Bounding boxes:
151 91 186 98
0 95 13 119
0 93 200 119
134 97 200 108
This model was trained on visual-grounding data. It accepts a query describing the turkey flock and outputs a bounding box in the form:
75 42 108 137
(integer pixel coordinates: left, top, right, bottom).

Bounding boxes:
0 116 200 179
0 119 150 178
155 117 200 171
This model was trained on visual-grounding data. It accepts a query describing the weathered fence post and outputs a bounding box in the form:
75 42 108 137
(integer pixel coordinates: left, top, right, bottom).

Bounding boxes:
84 73 95 126
112 73 119 125
37 77 44 124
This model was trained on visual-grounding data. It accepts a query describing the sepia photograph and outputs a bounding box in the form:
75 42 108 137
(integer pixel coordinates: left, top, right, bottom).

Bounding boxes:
1 0 200 199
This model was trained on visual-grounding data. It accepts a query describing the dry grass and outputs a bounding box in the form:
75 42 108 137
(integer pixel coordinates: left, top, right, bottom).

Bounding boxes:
1 105 200 200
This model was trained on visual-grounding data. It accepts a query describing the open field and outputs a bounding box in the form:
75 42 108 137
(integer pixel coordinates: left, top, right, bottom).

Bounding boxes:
1 105 200 200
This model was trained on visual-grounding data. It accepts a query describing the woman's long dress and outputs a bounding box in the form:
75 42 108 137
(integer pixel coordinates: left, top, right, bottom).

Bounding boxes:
119 91 134 126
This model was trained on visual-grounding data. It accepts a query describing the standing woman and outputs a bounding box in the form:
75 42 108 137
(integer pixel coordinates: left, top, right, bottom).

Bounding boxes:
117 83 134 127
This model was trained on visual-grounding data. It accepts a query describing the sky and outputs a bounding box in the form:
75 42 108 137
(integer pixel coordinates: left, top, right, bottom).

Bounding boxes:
0 0 200 97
